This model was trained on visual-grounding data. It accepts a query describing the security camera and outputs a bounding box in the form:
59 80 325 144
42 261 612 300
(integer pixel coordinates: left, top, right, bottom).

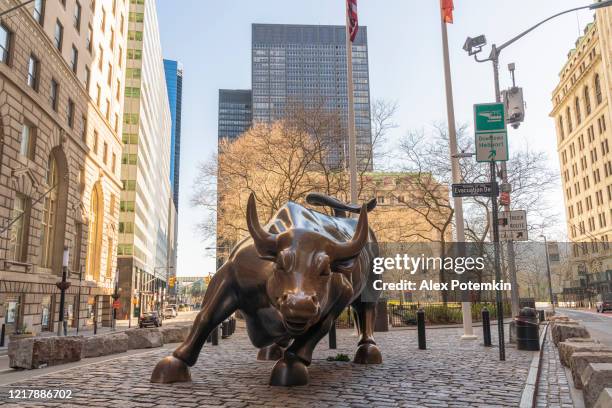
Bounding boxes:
463 35 487 56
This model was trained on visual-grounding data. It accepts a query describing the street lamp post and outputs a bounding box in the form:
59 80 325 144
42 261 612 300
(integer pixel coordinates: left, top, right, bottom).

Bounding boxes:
540 235 556 315
111 269 121 331
56 247 71 336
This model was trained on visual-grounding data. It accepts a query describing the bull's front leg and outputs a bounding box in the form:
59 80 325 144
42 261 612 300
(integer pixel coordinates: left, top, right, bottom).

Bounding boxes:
351 298 382 364
269 274 352 386
150 264 238 383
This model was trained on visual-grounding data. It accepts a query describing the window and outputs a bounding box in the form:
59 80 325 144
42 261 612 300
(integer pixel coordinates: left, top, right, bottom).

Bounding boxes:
74 2 82 31
125 86 140 98
584 86 591 115
73 223 83 274
33 0 44 24
128 30 143 41
9 194 29 262
122 179 136 190
123 113 139 125
81 114 87 140
126 68 141 79
575 97 581 125
595 74 603 105
105 98 110 120
120 14 125 32
96 83 101 106
127 49 142 60
112 152 117 173
114 113 119 132
118 46 123 68
110 28 115 49
27 55 39 90
107 62 112 85
0 24 10 63
70 45 78 72
67 99 75 128
50 79 58 111
116 79 121 99
566 106 573 133
20 123 35 158
86 184 102 280
40 155 58 268
84 65 90 90
558 116 565 140
128 12 144 23
54 20 63 50
101 8 106 32
98 45 103 69
103 142 108 163
93 130 99 153
86 25 93 51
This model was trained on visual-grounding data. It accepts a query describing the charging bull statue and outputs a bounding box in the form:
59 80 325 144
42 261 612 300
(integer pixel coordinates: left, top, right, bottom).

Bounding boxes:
151 192 381 386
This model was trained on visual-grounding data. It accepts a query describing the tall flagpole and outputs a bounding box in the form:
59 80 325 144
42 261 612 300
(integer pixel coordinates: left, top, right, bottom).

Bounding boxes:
346 2 358 205
440 0 476 339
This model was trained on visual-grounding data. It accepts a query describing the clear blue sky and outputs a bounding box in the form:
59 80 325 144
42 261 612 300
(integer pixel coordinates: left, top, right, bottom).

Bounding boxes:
156 0 594 277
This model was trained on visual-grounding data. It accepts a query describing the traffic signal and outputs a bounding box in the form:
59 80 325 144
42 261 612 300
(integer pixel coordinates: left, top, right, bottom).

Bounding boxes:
169 276 175 288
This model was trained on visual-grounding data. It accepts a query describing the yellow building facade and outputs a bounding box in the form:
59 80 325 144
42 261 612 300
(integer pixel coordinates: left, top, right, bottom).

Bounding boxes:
551 15 612 302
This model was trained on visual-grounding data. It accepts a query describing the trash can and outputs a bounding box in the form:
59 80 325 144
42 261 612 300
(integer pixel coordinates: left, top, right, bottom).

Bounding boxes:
515 307 539 351
538 309 545 323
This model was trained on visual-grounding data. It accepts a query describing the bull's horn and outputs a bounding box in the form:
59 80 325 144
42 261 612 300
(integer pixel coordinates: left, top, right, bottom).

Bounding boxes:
246 193 277 256
329 204 369 261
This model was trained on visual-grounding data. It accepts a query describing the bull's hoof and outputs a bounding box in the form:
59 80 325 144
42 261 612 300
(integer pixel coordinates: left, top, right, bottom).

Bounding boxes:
353 343 382 365
150 356 192 383
269 357 309 386
257 344 283 361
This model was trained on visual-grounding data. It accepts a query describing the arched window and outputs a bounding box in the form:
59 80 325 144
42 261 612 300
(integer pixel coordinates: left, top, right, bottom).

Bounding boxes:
566 106 573 133
40 154 57 267
595 74 602 105
86 184 103 281
575 97 582 125
584 86 592 115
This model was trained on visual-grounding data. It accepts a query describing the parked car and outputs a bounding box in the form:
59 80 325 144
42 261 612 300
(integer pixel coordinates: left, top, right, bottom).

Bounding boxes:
596 293 612 313
163 307 177 319
139 311 162 328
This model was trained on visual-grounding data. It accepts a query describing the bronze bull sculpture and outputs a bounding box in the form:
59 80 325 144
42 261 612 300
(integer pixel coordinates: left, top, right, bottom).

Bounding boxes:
151 193 382 386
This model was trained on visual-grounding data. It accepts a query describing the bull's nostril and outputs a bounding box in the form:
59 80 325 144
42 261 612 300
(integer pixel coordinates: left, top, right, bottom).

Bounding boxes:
282 293 289 302
311 295 318 304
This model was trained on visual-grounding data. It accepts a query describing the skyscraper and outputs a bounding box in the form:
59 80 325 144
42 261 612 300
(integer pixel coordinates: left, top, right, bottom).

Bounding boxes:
551 16 612 302
163 59 183 209
117 0 173 319
251 23 372 170
218 89 253 140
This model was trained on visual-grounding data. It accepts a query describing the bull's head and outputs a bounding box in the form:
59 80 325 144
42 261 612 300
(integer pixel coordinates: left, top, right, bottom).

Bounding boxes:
246 193 369 335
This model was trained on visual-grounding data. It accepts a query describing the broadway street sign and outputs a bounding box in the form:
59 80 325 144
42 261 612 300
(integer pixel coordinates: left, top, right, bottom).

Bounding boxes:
452 182 499 198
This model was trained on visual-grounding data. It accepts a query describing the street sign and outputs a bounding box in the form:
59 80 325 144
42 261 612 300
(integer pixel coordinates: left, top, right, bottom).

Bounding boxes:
489 210 528 241
452 182 499 198
475 132 508 162
499 191 510 206
474 103 508 162
474 103 506 132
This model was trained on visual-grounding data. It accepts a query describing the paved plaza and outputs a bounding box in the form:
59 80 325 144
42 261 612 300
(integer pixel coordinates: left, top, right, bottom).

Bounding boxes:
0 324 541 407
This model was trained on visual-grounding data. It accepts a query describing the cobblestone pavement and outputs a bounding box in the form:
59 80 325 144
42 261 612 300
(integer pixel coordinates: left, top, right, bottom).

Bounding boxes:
0 326 535 407
535 335 574 408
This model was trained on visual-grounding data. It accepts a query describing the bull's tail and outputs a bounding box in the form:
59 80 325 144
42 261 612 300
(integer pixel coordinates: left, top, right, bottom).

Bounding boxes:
305 193 376 218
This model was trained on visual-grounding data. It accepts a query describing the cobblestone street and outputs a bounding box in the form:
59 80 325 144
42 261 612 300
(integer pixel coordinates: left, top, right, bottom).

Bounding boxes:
0 325 536 407
534 335 574 408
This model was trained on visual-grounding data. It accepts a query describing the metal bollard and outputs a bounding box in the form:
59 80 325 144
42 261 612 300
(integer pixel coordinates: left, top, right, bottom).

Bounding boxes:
0 323 4 347
230 317 236 334
221 320 229 339
329 321 337 349
482 307 492 347
417 308 426 350
211 325 219 345
538 309 545 323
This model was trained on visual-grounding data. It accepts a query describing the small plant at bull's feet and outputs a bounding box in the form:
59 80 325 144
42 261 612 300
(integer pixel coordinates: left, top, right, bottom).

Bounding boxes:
327 353 350 362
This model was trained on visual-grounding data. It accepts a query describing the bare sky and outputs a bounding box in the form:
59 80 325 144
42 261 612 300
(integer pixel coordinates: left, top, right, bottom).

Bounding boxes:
156 0 595 276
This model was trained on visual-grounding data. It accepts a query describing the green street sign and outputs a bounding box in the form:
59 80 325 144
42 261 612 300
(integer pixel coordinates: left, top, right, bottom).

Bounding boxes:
474 103 506 132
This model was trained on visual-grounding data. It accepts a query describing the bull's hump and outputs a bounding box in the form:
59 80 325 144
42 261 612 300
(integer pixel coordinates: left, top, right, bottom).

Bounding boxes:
267 201 356 243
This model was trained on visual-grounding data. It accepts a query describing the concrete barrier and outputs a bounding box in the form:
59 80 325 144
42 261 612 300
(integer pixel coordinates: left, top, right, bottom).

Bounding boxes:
594 388 612 408
581 363 612 408
551 323 590 346
571 352 612 389
8 336 83 369
124 328 163 349
558 340 610 367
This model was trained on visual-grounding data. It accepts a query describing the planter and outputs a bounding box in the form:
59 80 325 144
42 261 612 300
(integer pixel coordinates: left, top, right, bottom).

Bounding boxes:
9 333 34 342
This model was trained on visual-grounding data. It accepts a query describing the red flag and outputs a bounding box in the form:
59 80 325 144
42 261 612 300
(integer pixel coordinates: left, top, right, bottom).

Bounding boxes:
347 0 358 42
442 0 454 24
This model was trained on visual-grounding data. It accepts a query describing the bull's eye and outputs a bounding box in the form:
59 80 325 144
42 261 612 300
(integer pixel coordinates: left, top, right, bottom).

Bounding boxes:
320 265 331 276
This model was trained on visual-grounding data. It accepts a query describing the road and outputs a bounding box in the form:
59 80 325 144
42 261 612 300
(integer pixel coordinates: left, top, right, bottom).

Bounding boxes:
556 308 612 347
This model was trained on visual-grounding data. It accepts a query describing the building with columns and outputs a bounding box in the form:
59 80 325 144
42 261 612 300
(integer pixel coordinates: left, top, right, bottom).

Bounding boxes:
551 13 612 304
0 0 128 341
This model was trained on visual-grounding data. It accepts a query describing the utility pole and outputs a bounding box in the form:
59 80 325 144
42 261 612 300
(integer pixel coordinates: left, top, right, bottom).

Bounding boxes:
540 235 556 315
439 0 475 340
346 0 358 205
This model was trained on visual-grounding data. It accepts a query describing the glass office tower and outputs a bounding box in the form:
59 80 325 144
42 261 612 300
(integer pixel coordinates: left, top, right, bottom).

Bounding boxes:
218 89 253 140
251 23 373 170
163 59 183 209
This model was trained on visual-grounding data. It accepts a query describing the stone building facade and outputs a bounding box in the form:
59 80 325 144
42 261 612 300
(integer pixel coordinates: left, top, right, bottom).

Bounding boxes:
0 0 126 342
551 14 612 303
